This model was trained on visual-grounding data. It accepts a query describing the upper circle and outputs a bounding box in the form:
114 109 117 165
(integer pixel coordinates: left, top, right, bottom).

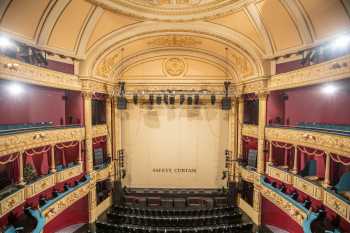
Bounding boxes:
88 0 244 21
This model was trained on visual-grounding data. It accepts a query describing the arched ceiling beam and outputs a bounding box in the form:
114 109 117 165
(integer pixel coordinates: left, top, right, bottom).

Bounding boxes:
245 3 274 57
281 0 314 45
36 0 70 46
80 21 265 77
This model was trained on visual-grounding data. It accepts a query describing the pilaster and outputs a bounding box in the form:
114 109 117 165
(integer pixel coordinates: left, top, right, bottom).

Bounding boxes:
83 91 94 174
257 92 268 174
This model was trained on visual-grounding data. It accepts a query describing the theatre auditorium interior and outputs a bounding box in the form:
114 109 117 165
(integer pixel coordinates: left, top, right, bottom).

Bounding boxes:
1 1 350 233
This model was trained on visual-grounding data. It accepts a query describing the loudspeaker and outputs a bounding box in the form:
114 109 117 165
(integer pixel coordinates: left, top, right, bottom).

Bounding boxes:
117 96 127 109
221 96 232 110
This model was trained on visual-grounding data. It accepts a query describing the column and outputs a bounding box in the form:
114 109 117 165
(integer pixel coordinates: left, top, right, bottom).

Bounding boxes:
237 96 244 159
323 152 331 188
267 141 273 165
19 151 25 185
78 141 82 164
292 145 298 174
106 96 113 159
83 91 93 174
88 184 97 231
50 145 56 173
253 187 262 225
257 92 268 174
113 98 122 180
229 98 239 182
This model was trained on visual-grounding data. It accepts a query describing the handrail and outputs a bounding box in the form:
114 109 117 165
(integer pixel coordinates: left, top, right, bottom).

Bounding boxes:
0 124 82 136
267 124 350 136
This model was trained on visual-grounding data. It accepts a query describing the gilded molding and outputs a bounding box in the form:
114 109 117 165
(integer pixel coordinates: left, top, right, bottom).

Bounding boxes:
324 190 350 223
92 124 108 138
25 174 56 199
242 124 258 138
269 55 350 91
235 78 268 95
293 176 323 200
266 165 293 185
96 196 112 218
56 164 83 184
0 127 85 157
239 165 255 183
96 164 113 182
0 188 25 217
42 182 90 223
0 56 81 91
265 127 350 157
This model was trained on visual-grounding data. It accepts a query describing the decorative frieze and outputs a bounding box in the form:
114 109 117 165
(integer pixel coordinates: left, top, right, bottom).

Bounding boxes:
0 127 85 157
0 188 25 217
266 165 293 185
56 164 83 183
269 55 350 91
293 176 323 200
323 190 350 222
0 55 81 91
96 164 113 182
265 127 350 157
92 124 108 138
242 124 258 138
25 174 56 198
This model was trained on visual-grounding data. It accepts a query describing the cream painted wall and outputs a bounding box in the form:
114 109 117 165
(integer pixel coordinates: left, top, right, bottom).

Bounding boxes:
121 104 229 189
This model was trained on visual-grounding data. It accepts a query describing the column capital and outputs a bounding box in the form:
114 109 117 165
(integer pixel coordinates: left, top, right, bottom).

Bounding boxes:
82 90 93 99
257 91 269 99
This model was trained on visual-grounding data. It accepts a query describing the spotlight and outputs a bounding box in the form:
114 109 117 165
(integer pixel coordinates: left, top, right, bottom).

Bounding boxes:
180 94 185 105
117 97 127 109
322 84 338 95
7 82 24 96
164 94 169 104
211 95 216 105
156 96 162 105
187 96 193 105
332 35 350 50
221 97 232 110
149 94 154 105
194 94 200 105
133 94 138 104
170 96 175 105
0 36 14 49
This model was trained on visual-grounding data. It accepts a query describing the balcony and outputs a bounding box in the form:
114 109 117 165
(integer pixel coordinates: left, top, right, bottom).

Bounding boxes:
0 188 25 217
266 165 293 185
96 163 113 182
25 174 56 199
265 126 350 157
239 165 256 183
92 124 108 138
0 126 85 157
242 124 258 138
324 189 350 223
56 163 83 183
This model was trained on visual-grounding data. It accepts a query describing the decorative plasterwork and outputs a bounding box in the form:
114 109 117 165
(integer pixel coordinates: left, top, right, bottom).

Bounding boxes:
25 174 56 199
96 53 120 78
235 77 268 95
92 125 108 138
56 165 83 184
239 165 255 183
163 57 186 76
0 127 85 157
96 164 113 182
324 190 350 223
260 183 307 226
293 176 323 200
148 35 202 47
0 56 81 91
87 0 247 22
242 124 258 138
42 182 90 223
265 127 350 157
269 55 350 91
266 165 293 185
0 188 25 217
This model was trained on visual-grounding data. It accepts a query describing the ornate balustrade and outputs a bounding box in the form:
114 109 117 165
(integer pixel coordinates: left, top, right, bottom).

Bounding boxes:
266 165 293 185
242 124 258 138
92 124 108 138
96 195 112 217
96 163 113 182
0 127 85 157
269 54 350 91
0 188 25 217
293 176 323 201
323 190 350 223
239 165 255 183
0 55 81 91
265 127 350 157
56 164 83 183
25 174 56 199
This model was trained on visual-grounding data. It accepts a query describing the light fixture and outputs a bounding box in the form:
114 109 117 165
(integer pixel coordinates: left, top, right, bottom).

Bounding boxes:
156 96 162 105
187 96 193 105
211 95 216 105
0 36 14 49
194 94 200 105
169 96 175 105
331 35 350 50
180 94 185 105
149 94 154 105
7 82 24 96
133 94 138 105
321 84 338 95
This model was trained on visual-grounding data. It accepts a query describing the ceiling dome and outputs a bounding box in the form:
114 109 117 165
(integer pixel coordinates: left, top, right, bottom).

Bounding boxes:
88 0 243 21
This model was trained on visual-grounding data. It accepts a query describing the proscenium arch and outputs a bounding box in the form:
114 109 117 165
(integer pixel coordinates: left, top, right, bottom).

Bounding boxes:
111 49 239 82
79 21 266 78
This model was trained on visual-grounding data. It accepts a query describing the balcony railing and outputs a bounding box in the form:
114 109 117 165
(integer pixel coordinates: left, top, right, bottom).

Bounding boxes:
92 124 108 138
25 174 56 199
56 164 83 183
0 126 85 157
242 124 258 138
0 188 25 217
266 165 293 185
239 165 256 183
265 126 350 157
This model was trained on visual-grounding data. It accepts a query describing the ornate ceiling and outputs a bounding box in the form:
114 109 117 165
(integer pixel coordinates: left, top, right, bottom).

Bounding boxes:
0 0 350 82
